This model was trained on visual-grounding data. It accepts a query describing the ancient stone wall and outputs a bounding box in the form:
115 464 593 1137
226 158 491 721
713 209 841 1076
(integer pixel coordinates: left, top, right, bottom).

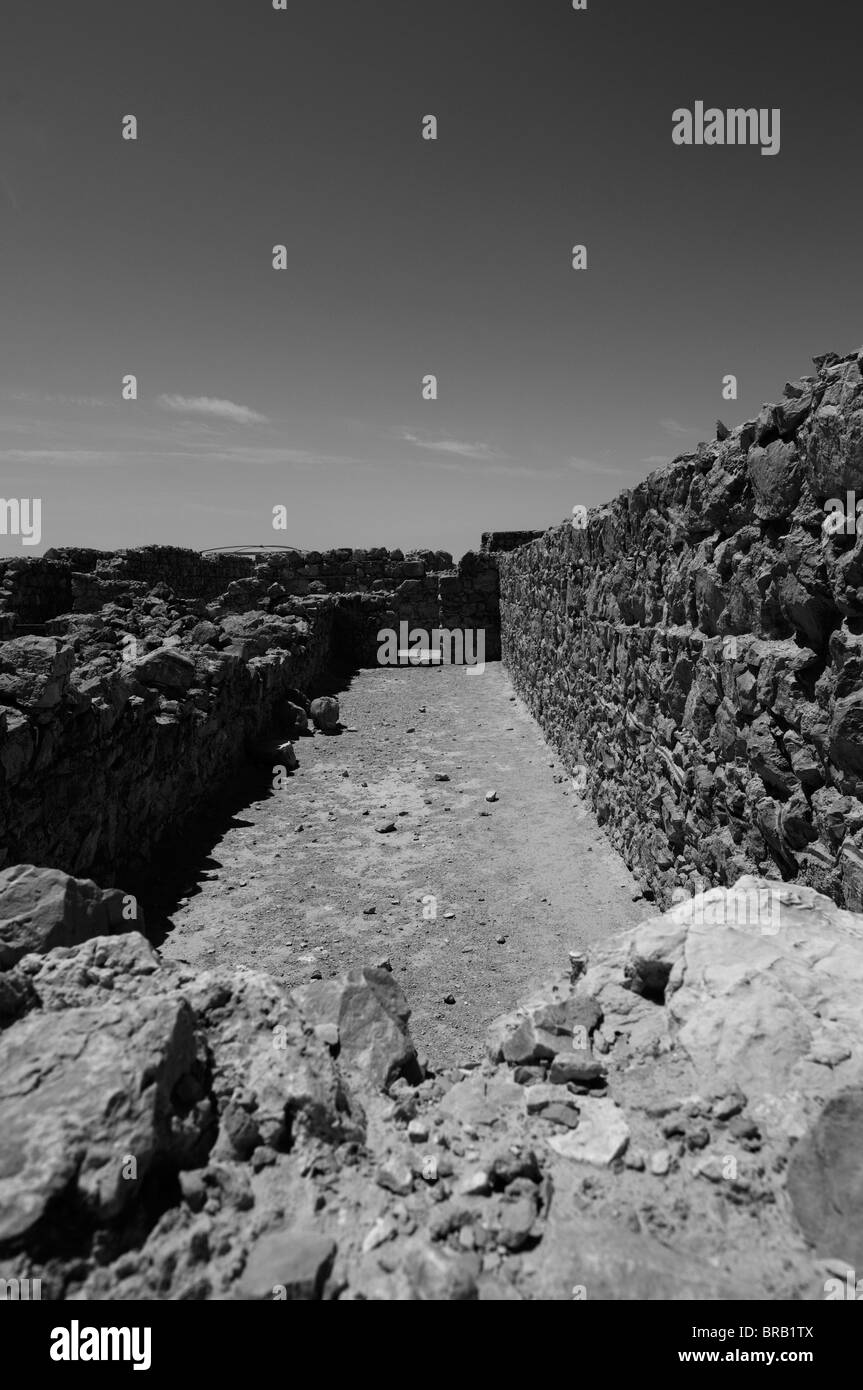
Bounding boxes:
0 541 500 883
441 551 501 661
0 543 498 632
0 555 75 630
481 530 547 554
0 599 335 885
499 348 863 910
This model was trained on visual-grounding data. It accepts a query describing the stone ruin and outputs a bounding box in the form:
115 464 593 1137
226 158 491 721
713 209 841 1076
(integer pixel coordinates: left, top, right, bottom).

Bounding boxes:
1 346 863 1300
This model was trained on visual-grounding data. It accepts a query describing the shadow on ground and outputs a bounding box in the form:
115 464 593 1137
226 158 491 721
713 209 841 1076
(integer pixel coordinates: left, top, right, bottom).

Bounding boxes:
135 661 360 948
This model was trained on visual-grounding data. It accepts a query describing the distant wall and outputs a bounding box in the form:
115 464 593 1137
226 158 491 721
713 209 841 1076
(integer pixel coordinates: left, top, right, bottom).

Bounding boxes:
0 545 500 656
0 541 501 884
499 347 863 911
481 531 547 554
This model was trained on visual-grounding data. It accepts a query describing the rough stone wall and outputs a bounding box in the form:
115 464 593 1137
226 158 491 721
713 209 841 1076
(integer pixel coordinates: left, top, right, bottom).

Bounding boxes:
0 543 495 622
0 600 335 885
441 551 501 661
499 347 863 911
0 541 500 883
481 530 547 554
0 556 75 628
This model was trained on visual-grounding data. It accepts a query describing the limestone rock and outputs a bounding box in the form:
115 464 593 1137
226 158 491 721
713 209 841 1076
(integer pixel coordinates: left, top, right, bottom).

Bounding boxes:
747 440 803 520
438 1073 525 1128
546 1098 629 1165
787 1087 863 1267
402 1242 479 1300
486 993 601 1065
0 992 203 1245
0 930 363 1254
292 966 417 1091
130 647 196 693
237 1229 336 1301
625 878 863 1125
310 696 340 730
0 864 138 971
548 1049 606 1085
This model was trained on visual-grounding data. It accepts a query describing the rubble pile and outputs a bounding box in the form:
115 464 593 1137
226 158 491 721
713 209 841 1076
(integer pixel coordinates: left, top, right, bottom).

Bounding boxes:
1 866 859 1300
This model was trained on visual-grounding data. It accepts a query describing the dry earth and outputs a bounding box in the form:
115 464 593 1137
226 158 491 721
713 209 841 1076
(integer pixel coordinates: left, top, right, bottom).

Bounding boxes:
158 661 649 1069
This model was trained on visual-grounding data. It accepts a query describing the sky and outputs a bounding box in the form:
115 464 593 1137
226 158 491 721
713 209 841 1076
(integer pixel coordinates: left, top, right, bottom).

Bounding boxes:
1 0 862 560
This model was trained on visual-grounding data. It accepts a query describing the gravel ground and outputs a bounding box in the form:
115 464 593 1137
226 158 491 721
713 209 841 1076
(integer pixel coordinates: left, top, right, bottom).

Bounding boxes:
158 661 649 1069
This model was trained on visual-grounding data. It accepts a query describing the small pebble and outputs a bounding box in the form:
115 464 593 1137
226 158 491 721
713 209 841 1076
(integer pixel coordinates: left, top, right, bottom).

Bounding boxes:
485 790 498 803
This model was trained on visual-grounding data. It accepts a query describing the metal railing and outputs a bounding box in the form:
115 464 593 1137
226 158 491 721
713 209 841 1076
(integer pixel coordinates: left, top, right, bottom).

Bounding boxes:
200 545 304 557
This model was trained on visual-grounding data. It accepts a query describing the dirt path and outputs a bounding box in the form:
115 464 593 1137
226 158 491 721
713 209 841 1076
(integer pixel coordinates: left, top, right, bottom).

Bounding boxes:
159 661 649 1069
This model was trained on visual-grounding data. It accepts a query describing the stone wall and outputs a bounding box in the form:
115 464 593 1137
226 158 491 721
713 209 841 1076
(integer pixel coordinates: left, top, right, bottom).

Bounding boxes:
0 556 75 630
0 544 499 645
481 530 547 554
499 347 863 911
0 596 336 885
0 541 500 883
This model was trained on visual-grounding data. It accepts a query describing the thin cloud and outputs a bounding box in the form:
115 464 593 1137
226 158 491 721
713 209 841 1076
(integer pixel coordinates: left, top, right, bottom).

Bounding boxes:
0 445 356 469
660 418 692 438
400 431 497 460
183 446 358 467
158 394 269 425
0 449 117 465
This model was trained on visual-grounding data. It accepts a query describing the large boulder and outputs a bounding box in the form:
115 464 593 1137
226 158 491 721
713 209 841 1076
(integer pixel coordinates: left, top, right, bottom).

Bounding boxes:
0 989 202 1244
236 1229 337 1301
0 931 363 1253
292 967 417 1090
623 878 863 1129
0 865 139 971
130 646 196 693
787 1087 863 1267
185 967 359 1158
